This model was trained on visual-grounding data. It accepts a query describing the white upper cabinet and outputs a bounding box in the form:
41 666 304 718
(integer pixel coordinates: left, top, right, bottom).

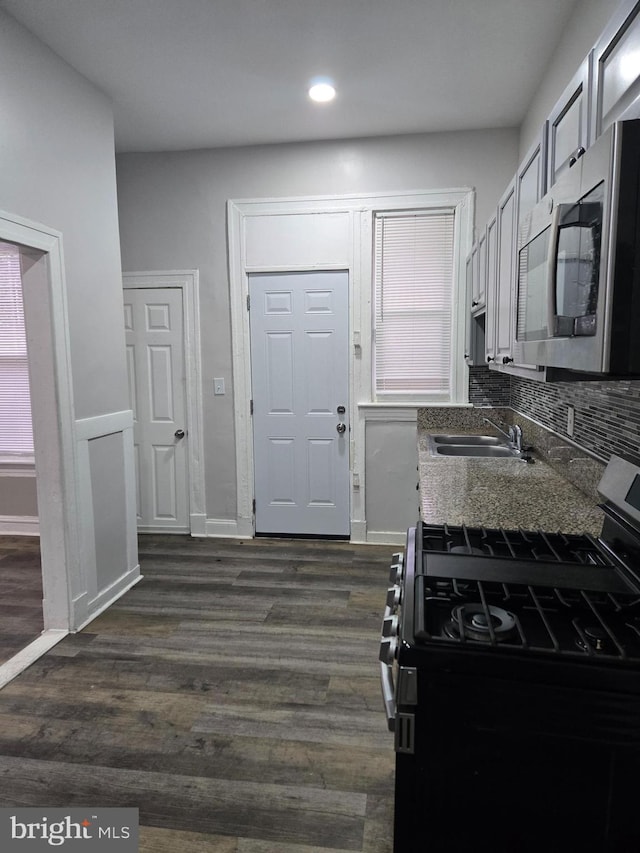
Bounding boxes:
494 180 516 367
484 215 498 366
516 131 546 234
473 230 487 313
591 0 640 140
547 57 591 189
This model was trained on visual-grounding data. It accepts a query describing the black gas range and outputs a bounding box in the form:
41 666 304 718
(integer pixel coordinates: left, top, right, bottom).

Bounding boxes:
380 454 640 853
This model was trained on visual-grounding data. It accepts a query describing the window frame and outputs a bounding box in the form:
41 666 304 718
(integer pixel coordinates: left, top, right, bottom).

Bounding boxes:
367 192 473 406
0 242 35 464
372 207 457 400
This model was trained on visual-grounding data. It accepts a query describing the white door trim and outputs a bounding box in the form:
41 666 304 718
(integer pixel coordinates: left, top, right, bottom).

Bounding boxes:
228 189 474 542
0 208 79 631
122 271 207 536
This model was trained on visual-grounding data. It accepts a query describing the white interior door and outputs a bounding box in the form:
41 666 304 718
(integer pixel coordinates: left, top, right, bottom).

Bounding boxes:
124 287 189 532
250 270 350 537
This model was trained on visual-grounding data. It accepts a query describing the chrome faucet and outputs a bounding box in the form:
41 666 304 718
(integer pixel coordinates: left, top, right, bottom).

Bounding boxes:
482 416 512 442
483 416 525 453
512 424 523 453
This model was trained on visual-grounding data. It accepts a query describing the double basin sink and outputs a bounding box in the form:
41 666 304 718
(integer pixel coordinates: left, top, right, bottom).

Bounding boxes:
427 434 521 459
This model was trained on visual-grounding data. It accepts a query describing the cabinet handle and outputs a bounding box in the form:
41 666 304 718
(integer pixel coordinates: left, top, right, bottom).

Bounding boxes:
471 300 479 307
569 155 577 168
487 356 495 363
502 356 514 365
576 146 586 159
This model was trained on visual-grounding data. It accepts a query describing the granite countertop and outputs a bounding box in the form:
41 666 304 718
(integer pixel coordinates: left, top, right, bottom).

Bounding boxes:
417 408 606 536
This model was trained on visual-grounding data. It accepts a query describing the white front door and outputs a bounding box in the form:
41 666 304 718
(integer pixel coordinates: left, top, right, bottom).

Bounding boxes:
123 287 189 531
249 271 350 537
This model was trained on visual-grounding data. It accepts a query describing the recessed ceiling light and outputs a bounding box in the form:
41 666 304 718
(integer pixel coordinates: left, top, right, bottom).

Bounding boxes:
308 82 336 103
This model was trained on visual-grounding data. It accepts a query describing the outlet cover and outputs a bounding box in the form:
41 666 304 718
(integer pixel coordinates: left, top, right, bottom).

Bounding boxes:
214 378 225 395
567 405 575 437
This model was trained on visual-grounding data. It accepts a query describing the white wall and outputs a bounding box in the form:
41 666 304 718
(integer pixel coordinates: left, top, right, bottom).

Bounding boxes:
117 129 518 524
0 9 138 627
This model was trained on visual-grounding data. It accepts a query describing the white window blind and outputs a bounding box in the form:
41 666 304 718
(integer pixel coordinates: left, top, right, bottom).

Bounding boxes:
0 243 34 456
374 211 455 396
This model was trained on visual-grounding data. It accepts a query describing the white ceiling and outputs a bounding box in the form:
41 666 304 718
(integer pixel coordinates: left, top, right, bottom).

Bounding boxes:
0 0 577 153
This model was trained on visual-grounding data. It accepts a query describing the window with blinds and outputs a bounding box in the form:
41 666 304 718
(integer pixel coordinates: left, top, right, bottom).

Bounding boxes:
0 242 34 457
373 210 455 397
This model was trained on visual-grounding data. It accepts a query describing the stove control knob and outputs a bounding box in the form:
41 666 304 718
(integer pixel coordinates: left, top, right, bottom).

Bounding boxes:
382 614 399 638
386 585 402 609
389 562 403 584
379 637 398 665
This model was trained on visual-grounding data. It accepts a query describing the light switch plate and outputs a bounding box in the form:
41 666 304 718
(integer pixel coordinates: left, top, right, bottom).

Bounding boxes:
214 378 225 395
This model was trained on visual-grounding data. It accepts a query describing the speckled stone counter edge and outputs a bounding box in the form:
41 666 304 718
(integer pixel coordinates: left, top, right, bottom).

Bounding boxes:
418 406 606 503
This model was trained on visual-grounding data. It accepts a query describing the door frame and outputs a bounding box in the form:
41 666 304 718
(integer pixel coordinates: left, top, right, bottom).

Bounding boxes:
228 198 359 539
122 271 206 537
228 190 474 542
0 209 75 673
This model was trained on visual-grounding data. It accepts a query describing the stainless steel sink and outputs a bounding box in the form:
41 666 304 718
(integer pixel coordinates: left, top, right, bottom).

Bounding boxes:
427 434 521 458
434 444 518 458
432 434 503 446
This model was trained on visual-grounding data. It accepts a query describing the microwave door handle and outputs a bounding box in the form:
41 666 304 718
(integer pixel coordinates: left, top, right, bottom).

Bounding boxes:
546 203 563 337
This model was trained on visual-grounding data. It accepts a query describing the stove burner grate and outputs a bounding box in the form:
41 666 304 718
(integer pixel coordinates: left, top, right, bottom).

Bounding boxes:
445 603 517 643
420 575 640 659
422 523 610 565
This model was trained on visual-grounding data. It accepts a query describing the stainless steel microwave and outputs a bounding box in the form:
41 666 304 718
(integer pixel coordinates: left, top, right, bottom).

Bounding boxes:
516 118 640 374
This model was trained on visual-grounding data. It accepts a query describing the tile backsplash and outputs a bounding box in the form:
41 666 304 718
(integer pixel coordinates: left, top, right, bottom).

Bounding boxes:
468 366 510 406
469 367 640 466
510 376 640 465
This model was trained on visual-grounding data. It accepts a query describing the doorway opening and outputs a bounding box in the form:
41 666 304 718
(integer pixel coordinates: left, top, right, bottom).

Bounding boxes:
0 242 43 664
0 212 78 686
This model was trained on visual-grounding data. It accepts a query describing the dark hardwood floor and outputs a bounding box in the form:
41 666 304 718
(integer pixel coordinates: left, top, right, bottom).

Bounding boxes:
0 536 44 665
0 535 396 851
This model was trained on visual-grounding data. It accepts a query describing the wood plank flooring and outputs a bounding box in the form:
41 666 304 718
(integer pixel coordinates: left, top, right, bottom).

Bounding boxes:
0 536 44 665
0 535 396 851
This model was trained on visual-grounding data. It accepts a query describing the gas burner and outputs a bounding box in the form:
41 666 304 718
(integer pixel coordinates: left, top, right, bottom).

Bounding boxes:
576 625 613 654
449 545 486 556
445 603 517 643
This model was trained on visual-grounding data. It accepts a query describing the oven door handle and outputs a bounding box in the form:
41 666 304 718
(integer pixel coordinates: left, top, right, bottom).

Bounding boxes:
380 661 396 732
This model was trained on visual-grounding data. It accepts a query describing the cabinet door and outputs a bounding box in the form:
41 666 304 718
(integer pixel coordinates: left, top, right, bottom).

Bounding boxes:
484 215 498 366
474 231 487 312
591 0 640 139
464 252 473 364
517 133 545 235
495 181 516 367
547 57 590 189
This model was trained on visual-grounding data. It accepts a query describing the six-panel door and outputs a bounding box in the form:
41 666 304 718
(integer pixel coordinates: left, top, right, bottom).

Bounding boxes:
249 271 350 537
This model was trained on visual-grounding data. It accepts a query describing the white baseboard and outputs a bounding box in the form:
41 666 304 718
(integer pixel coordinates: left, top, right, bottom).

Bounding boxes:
189 513 207 537
365 530 407 545
0 629 68 690
0 515 39 536
73 565 142 632
205 517 246 538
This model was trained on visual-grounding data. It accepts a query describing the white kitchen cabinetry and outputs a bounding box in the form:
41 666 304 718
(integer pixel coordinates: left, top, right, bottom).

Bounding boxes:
516 133 546 232
512 135 546 372
465 241 486 366
494 179 516 367
472 231 486 312
591 0 640 140
484 215 497 366
547 57 591 190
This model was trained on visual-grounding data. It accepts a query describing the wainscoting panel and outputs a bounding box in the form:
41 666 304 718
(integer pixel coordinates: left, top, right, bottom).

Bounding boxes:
73 410 140 630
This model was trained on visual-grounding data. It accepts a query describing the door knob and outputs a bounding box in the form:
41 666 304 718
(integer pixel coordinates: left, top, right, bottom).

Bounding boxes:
336 423 346 434
174 429 185 439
